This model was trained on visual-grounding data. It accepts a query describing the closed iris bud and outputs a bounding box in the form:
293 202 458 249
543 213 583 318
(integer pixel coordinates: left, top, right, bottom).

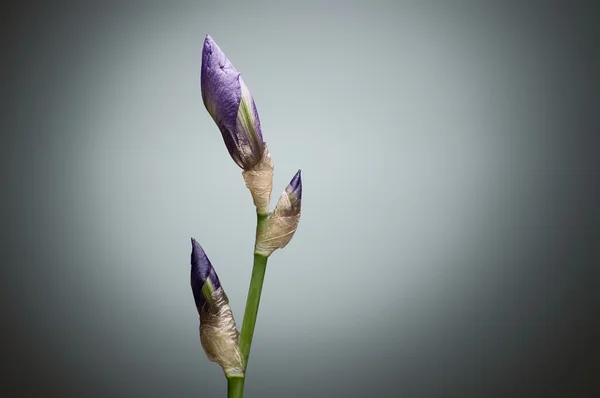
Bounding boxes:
190 238 244 377
255 170 302 256
201 35 264 170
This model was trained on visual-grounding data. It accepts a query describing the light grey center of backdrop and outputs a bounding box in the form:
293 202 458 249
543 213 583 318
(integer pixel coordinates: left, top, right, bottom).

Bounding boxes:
3 1 597 397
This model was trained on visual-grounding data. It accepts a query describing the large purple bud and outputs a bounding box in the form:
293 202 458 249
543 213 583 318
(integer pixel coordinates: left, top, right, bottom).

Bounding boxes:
201 34 264 170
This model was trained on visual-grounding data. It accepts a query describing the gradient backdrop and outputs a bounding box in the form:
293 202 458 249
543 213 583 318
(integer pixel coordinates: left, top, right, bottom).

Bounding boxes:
2 1 598 397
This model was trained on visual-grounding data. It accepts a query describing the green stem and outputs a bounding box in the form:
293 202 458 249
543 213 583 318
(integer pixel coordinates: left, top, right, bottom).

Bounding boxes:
227 377 244 398
239 214 269 370
231 213 269 398
239 253 268 368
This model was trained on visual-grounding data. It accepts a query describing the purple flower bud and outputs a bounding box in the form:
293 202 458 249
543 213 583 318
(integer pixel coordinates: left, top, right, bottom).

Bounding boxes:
286 169 302 202
254 170 302 256
190 238 221 310
190 238 244 377
201 34 264 170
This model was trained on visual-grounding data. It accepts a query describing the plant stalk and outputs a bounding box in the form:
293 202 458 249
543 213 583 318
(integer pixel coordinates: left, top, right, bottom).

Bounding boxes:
230 213 269 398
239 251 268 369
227 377 244 398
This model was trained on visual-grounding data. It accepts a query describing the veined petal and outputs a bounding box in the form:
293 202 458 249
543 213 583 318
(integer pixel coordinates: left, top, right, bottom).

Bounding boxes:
201 35 240 154
190 238 221 310
201 35 264 170
285 169 302 202
235 77 264 167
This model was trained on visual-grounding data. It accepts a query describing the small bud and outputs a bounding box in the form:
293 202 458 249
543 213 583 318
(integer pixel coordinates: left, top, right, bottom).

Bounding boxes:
242 144 274 215
190 238 244 377
255 170 302 256
201 34 264 170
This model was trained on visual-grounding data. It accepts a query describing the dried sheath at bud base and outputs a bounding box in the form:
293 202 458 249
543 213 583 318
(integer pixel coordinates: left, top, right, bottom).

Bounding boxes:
199 289 243 378
242 144 274 215
191 238 244 377
255 170 302 256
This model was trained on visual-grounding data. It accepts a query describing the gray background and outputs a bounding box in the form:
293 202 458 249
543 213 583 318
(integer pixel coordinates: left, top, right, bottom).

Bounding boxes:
2 1 598 397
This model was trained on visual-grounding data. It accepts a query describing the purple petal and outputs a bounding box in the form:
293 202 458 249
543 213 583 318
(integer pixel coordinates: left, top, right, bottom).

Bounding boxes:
201 35 264 169
190 237 221 310
237 76 264 161
285 169 302 201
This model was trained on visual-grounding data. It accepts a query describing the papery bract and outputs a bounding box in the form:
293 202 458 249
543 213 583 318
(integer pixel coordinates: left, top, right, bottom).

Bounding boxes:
255 170 302 256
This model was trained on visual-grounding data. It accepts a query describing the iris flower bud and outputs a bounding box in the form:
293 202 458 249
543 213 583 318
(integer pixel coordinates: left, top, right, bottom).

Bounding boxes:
255 170 302 256
190 238 244 377
201 35 264 170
